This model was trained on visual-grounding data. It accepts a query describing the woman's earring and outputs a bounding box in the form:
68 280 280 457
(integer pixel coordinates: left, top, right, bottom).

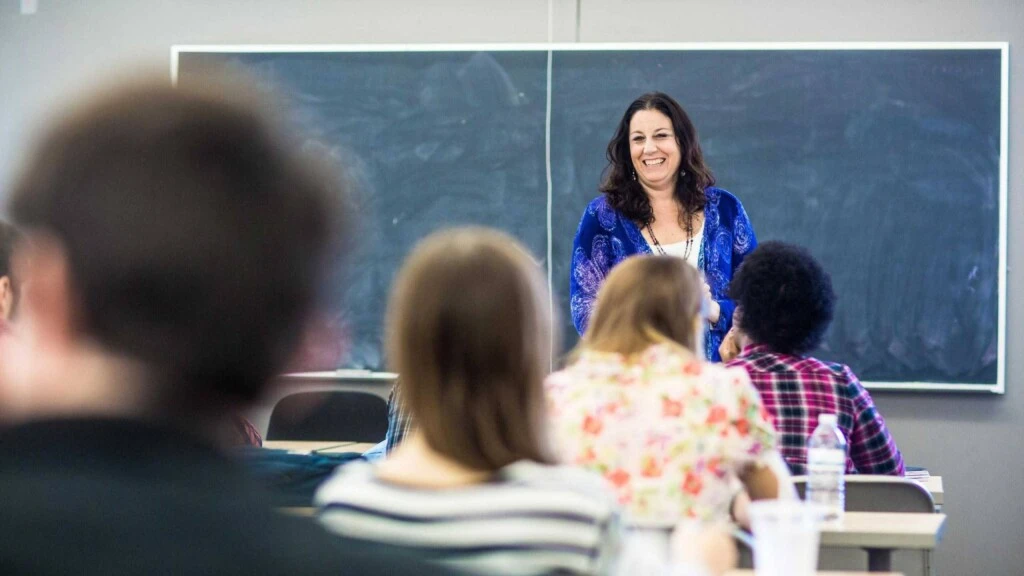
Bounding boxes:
631 169 637 181
680 169 687 177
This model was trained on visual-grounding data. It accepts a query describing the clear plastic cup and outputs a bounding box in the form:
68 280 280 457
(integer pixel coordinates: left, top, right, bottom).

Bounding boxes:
748 501 822 576
621 526 671 574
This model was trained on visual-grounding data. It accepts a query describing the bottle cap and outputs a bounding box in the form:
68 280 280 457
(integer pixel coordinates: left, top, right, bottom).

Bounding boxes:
818 414 838 426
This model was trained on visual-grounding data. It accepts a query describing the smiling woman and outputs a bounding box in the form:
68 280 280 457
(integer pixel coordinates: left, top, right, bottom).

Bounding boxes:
569 92 757 361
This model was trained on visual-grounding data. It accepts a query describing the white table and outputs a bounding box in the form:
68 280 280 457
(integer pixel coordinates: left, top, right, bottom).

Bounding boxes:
919 476 943 507
819 512 946 572
727 572 903 576
263 440 376 454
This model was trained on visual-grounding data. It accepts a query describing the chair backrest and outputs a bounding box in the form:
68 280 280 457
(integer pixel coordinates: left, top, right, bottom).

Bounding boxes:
267 391 388 442
791 475 935 512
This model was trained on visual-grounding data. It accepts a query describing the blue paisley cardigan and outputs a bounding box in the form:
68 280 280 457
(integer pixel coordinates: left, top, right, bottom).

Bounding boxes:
569 187 757 362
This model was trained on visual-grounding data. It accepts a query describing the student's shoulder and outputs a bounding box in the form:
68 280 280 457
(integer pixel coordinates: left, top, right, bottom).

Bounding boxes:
821 361 876 401
574 196 613 240
702 358 750 380
645 344 747 383
788 356 872 404
697 361 762 401
502 461 618 512
808 358 861 383
586 195 609 211
549 350 628 383
258 514 454 575
705 186 745 213
579 195 616 222
313 460 376 503
504 460 605 489
746 350 843 378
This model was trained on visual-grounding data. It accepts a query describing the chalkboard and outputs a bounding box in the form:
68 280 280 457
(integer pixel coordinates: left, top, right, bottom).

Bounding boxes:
174 44 1007 392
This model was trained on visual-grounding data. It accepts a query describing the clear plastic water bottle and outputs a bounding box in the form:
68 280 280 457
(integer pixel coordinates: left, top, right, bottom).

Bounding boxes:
806 413 846 520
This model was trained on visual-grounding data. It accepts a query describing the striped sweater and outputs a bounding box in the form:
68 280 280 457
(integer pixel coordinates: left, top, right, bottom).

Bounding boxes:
314 460 621 575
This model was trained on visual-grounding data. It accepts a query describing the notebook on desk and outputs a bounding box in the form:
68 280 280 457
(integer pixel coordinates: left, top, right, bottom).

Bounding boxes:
905 466 930 482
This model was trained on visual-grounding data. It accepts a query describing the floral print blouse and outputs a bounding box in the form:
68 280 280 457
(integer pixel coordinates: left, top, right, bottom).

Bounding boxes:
545 344 777 524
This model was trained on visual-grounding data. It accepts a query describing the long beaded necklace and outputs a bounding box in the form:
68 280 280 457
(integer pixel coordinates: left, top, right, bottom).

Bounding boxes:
646 210 694 260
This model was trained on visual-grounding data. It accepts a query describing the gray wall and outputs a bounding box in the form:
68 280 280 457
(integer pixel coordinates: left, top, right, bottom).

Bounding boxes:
1 1 1020 573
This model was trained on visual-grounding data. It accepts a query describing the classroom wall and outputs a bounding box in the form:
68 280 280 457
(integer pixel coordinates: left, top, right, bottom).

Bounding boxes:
1 1 1021 574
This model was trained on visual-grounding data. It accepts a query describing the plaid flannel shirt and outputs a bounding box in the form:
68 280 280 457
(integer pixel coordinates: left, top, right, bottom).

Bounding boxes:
727 344 905 476
384 381 414 454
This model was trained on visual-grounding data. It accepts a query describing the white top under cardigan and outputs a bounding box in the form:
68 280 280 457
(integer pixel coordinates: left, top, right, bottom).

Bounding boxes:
646 221 704 270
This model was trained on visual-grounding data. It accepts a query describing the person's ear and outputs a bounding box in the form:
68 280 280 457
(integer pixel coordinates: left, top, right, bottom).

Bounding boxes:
15 235 75 349
731 307 750 347
0 276 12 322
0 235 76 421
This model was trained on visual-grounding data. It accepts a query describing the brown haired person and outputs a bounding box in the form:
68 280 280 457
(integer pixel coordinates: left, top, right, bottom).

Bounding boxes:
316 227 621 575
0 74 454 575
548 255 790 529
569 92 757 361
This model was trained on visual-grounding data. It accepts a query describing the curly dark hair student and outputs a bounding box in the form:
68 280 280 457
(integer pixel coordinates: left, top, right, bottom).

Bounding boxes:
728 241 835 356
599 91 714 225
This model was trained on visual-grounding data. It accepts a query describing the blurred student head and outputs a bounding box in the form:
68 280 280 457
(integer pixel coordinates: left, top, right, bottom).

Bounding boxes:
386 227 556 471
583 255 705 356
1 73 345 423
0 221 24 322
728 241 835 355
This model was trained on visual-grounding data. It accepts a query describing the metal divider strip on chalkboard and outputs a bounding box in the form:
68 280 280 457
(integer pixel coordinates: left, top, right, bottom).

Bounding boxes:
545 0 556 371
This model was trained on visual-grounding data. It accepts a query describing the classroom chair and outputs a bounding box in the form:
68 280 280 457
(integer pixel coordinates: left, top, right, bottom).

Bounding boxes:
791 475 935 513
267 391 388 442
793 475 936 576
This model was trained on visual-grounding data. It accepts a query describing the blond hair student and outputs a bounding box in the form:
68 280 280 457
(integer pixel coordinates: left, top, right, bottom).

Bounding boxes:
547 255 788 528
316 227 621 575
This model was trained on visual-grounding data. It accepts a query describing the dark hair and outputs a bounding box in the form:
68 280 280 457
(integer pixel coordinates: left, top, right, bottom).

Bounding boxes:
7 74 345 408
728 241 835 356
387 227 556 471
599 92 714 224
0 220 23 315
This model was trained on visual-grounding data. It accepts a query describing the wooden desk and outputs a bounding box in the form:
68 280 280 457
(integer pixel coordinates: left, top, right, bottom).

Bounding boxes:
819 512 945 572
322 442 377 454
280 507 317 517
262 440 378 454
263 440 356 453
727 572 903 576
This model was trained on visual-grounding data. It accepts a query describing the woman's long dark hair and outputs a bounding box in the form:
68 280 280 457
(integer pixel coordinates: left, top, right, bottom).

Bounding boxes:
599 92 714 225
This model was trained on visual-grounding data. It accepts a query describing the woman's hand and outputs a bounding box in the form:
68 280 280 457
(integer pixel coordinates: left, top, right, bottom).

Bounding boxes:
719 327 741 362
703 282 721 325
670 520 739 576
